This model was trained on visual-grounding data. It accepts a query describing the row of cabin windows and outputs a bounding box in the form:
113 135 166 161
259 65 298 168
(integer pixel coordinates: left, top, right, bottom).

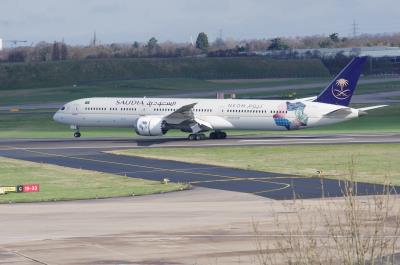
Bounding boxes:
84 107 285 114
194 109 212 112
153 108 212 112
227 109 288 114
121 108 137 111
85 107 213 113
84 107 137 111
154 108 177 112
85 107 106 111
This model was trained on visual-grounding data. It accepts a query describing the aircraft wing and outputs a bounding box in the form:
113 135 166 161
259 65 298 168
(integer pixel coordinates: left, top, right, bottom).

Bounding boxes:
164 103 197 123
163 102 213 132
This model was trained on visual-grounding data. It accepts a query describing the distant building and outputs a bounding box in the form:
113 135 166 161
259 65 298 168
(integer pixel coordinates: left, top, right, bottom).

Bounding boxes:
292 46 400 58
0 38 2 51
240 46 400 59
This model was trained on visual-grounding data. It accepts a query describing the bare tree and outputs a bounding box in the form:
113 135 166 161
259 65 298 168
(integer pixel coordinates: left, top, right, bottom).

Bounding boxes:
51 41 60 61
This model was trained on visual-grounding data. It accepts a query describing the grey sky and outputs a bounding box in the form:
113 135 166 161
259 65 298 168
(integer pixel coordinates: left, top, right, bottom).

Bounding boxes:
0 0 399 45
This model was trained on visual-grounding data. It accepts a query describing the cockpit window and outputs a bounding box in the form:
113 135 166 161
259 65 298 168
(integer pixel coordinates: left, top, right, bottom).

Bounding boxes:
60 106 66 110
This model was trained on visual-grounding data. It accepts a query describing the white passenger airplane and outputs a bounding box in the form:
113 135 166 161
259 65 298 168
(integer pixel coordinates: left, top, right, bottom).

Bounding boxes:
53 56 386 140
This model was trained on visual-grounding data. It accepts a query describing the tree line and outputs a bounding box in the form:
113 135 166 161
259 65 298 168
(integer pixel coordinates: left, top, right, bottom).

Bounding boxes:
1 32 400 63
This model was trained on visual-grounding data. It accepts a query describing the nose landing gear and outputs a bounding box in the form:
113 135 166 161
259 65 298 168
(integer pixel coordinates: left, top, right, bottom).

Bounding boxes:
71 125 81 138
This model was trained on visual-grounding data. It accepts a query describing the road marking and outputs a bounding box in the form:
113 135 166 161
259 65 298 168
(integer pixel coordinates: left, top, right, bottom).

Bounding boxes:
190 176 299 184
191 177 293 194
0 247 49 265
1 135 400 151
0 142 264 150
115 166 222 175
239 138 354 142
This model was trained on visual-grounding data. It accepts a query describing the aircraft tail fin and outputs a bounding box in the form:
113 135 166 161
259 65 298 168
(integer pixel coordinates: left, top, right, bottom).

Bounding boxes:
314 56 367 106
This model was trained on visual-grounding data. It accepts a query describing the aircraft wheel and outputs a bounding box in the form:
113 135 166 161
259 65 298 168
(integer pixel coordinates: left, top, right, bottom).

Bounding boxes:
209 132 216 139
212 131 227 139
74 132 81 138
189 134 206 140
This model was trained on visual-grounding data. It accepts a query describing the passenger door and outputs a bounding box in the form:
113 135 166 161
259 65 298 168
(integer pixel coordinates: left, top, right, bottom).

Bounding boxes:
72 103 80 115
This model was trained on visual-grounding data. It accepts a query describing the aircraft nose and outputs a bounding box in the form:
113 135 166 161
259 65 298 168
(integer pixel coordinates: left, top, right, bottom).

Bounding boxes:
53 111 61 122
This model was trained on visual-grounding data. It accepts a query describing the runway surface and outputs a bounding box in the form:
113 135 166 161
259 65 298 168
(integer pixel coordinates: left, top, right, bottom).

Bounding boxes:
0 133 399 149
0 133 398 200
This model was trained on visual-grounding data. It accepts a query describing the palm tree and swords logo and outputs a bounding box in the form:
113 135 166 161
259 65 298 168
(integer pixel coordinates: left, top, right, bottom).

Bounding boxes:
332 78 350 99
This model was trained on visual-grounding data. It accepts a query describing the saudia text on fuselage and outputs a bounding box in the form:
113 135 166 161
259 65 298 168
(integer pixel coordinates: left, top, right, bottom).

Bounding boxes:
115 99 177 107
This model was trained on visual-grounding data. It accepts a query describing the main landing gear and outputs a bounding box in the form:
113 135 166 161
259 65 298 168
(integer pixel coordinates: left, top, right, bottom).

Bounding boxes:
187 131 227 141
209 131 227 139
188 133 206 141
74 132 81 138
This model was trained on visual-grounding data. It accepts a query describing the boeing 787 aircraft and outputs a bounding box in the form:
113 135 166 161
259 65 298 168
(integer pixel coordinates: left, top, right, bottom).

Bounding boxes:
53 56 386 140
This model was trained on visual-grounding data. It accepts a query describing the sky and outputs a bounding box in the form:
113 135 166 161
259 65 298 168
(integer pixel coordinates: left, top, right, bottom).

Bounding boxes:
0 0 399 46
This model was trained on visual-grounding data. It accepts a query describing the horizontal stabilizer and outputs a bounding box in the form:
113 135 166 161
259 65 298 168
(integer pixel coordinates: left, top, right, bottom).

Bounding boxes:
323 107 353 117
357 105 388 112
357 105 388 116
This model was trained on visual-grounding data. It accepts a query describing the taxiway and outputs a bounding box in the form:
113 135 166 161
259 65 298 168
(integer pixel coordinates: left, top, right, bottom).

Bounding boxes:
0 133 398 200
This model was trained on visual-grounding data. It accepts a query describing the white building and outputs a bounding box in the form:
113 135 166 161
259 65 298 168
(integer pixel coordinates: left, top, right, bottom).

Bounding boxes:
242 46 400 59
292 46 400 58
0 38 3 51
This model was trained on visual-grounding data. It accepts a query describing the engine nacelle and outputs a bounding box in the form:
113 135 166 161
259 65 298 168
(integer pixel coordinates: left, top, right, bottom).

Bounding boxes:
135 116 168 136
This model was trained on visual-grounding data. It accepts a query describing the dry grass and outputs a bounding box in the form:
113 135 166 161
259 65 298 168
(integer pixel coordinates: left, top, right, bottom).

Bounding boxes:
253 158 400 265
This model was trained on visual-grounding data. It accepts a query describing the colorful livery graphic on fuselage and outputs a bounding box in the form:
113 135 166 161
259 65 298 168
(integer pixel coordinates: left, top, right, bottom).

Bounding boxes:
53 56 386 140
273 102 308 130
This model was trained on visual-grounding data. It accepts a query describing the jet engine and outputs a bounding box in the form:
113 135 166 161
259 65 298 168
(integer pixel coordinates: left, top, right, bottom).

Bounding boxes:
135 116 168 136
